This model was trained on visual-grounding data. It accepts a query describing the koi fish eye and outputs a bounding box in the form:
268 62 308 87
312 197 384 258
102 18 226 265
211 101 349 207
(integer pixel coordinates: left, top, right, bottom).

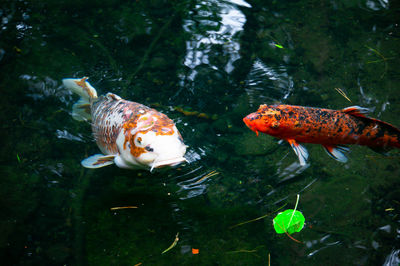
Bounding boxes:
145 145 154 152
136 136 142 145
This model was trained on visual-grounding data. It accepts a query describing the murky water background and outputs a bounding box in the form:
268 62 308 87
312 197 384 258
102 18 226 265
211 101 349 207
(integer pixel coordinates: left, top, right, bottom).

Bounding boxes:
1 0 400 265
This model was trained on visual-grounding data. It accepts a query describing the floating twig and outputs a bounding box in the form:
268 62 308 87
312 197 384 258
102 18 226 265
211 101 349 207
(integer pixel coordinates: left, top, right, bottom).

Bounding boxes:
365 45 395 79
229 203 287 229
161 232 179 254
110 206 138 211
226 249 258 254
193 170 219 185
226 249 260 258
335 88 352 102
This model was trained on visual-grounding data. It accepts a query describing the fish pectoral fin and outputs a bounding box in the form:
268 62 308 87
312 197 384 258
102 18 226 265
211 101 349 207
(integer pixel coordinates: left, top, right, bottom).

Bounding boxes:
81 154 115 168
342 106 372 118
287 139 309 166
322 145 349 163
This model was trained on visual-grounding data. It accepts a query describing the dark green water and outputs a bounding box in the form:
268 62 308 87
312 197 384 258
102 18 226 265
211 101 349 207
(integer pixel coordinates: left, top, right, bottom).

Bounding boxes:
1 0 400 265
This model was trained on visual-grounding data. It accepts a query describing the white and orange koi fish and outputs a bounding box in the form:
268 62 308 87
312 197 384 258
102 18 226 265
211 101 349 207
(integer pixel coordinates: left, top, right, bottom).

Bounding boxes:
63 77 187 171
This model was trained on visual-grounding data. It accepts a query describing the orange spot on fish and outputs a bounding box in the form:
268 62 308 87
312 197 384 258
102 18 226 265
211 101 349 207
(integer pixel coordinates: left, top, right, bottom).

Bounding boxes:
263 110 281 116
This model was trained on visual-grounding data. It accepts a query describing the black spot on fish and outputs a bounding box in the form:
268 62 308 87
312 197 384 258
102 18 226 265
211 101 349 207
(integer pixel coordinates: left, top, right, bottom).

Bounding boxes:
274 114 281 121
249 114 262 121
356 123 367 134
375 126 385 139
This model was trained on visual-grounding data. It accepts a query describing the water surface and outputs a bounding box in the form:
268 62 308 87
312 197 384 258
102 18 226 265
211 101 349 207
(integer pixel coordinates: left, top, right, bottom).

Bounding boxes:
1 0 400 265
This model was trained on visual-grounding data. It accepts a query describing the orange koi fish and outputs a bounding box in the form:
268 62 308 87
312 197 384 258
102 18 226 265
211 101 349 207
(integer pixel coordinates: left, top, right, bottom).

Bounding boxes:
63 77 187 171
243 104 400 165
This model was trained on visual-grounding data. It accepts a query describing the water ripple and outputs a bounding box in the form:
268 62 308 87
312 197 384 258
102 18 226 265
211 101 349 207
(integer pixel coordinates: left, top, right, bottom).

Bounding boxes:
245 59 293 107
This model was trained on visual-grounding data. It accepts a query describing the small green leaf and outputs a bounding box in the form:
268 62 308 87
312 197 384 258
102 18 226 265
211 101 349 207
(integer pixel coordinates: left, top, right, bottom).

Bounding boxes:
275 44 283 49
273 209 305 235
16 154 21 163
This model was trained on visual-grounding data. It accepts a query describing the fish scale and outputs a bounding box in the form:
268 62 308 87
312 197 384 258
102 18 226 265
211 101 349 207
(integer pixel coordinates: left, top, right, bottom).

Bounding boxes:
91 95 147 154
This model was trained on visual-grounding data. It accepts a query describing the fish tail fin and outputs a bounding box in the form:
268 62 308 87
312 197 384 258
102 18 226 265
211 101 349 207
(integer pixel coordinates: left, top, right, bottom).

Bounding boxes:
62 77 98 121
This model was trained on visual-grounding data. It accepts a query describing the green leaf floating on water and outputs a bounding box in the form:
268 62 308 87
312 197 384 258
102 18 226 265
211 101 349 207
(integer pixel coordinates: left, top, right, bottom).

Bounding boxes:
273 209 305 235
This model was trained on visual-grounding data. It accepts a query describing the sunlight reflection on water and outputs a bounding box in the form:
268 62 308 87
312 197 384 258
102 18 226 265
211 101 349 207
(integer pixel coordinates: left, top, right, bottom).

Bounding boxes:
245 59 293 107
182 0 249 87
21 75 72 104
176 0 252 197
55 129 85 142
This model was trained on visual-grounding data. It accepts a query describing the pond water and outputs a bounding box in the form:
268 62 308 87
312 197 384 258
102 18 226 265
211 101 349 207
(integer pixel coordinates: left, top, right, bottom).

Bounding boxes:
1 0 400 265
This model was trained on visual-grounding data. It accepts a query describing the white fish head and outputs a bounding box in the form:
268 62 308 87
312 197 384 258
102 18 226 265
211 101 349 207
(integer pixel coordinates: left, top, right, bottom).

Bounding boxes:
115 119 187 170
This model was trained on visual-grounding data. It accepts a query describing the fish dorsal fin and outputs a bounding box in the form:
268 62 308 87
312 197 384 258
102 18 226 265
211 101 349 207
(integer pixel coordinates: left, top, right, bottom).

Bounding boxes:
81 154 115 168
341 106 372 118
342 106 400 134
106 93 122 101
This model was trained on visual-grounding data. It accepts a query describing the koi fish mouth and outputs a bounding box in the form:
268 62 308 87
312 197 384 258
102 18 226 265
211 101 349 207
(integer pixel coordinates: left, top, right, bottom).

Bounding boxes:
150 157 187 172
243 116 259 136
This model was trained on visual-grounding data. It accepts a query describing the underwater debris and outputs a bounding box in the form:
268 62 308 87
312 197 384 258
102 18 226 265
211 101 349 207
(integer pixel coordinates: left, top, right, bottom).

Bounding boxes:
365 45 395 79
335 88 352 102
110 206 138 210
174 106 218 120
272 194 304 243
161 232 179 254
229 203 287 229
192 170 219 185
192 248 199 255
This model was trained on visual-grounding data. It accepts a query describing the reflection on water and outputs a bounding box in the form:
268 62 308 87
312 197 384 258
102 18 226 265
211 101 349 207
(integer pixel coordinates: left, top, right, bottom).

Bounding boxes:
182 0 249 84
306 238 341 258
55 129 85 142
384 249 400 266
365 0 389 10
276 161 310 183
177 169 210 200
22 75 71 104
